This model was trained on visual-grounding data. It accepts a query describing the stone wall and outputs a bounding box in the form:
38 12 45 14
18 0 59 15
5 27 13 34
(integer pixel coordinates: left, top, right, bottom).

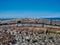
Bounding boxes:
0 18 60 26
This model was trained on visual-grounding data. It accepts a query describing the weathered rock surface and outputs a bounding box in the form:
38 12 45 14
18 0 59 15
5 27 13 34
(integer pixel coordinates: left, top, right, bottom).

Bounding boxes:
0 18 60 45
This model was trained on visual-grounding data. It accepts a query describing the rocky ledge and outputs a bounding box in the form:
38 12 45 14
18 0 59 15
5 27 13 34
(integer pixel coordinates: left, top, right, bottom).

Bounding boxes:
0 18 60 45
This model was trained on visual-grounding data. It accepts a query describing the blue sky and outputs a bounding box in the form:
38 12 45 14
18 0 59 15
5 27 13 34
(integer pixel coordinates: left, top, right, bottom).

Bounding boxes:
0 0 60 18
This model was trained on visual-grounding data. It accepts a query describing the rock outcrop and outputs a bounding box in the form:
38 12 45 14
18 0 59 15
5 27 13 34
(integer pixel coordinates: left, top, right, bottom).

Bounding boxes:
0 18 60 45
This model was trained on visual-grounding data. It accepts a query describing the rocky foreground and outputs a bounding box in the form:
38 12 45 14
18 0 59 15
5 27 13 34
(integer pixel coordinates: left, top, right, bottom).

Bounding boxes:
0 18 60 45
0 28 60 45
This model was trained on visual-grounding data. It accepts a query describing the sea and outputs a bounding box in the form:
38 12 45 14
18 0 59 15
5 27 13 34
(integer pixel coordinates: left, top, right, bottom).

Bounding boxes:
0 18 15 21
0 18 60 21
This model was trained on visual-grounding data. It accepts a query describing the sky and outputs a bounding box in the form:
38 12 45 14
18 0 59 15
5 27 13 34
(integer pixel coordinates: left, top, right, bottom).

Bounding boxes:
0 0 60 18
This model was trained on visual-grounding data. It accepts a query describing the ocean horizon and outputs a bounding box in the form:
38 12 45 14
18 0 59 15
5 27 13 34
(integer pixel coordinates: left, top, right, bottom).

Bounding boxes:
0 18 60 21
